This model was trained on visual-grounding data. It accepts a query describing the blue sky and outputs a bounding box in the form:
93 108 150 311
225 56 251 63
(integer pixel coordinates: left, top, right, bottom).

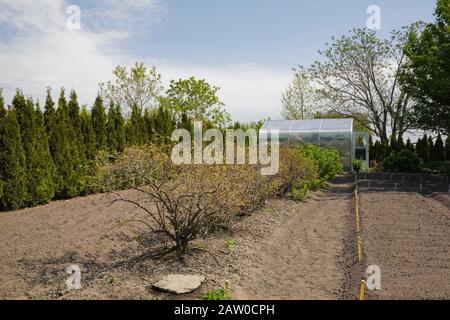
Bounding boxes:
0 0 437 122
126 0 435 68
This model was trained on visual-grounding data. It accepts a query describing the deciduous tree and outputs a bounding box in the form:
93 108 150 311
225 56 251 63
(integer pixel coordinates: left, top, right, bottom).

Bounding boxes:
281 67 314 120
309 27 419 144
401 0 450 134
163 77 231 128
100 62 163 113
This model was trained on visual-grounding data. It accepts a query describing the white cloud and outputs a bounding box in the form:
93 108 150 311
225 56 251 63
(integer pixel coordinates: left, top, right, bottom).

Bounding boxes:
0 0 290 122
157 63 291 122
0 0 65 34
82 0 167 33
0 0 132 105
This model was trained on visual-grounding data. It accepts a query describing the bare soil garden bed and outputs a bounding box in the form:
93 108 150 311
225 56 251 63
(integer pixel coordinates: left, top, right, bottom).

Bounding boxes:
359 191 450 299
0 179 357 300
1 176 448 300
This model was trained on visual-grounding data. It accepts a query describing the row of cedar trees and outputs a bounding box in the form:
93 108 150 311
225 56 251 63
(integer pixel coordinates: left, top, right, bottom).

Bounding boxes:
369 134 450 164
0 88 192 211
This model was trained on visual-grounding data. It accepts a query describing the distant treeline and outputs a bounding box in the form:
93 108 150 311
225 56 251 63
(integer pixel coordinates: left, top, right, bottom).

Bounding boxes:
369 134 450 166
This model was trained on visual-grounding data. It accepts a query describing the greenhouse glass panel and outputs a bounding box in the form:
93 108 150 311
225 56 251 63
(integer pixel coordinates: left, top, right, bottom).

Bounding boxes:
289 119 322 132
260 118 368 171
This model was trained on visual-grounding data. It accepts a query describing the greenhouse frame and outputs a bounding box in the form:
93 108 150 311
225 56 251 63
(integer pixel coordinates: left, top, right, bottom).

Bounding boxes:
259 118 369 171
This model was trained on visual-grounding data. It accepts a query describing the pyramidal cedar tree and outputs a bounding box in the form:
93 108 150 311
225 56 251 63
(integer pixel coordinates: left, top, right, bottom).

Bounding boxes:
50 88 85 198
0 99 27 210
12 91 55 205
106 100 126 153
91 95 108 151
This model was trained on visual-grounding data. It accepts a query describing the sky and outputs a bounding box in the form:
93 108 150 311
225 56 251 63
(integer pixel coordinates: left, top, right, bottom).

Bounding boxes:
0 0 436 122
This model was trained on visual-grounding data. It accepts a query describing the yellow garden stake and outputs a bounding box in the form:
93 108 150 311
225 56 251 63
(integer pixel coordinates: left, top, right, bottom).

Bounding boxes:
356 202 360 233
357 235 363 262
355 188 361 252
359 279 366 300
224 280 230 299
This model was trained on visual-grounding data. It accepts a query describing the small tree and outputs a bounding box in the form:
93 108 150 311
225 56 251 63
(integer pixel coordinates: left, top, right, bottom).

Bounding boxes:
151 105 176 143
91 95 108 150
126 104 147 146
281 67 314 120
432 134 445 161
80 107 97 161
68 90 86 164
405 138 415 153
390 136 398 154
162 77 231 128
445 136 450 161
100 62 163 113
416 135 430 163
372 140 381 162
44 88 56 137
428 136 434 163
107 101 126 153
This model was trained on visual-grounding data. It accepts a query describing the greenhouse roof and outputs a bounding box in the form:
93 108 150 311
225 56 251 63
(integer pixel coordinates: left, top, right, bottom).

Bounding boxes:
261 118 353 133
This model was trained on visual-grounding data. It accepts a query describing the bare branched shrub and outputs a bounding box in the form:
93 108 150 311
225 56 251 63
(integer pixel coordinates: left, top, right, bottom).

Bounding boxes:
94 145 177 192
216 164 274 216
105 144 334 259
110 164 233 258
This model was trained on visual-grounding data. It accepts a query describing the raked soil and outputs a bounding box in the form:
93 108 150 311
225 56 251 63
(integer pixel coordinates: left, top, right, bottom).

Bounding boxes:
1 176 448 300
360 191 450 300
0 177 357 300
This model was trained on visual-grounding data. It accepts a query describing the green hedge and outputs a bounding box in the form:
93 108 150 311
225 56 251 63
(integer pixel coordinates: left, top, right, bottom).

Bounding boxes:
298 144 343 183
287 144 343 201
381 150 423 173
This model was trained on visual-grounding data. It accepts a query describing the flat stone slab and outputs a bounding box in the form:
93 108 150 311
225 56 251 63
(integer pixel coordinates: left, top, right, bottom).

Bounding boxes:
152 274 205 294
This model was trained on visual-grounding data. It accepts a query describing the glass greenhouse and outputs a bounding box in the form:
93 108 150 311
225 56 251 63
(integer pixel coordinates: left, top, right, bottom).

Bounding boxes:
259 118 369 171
